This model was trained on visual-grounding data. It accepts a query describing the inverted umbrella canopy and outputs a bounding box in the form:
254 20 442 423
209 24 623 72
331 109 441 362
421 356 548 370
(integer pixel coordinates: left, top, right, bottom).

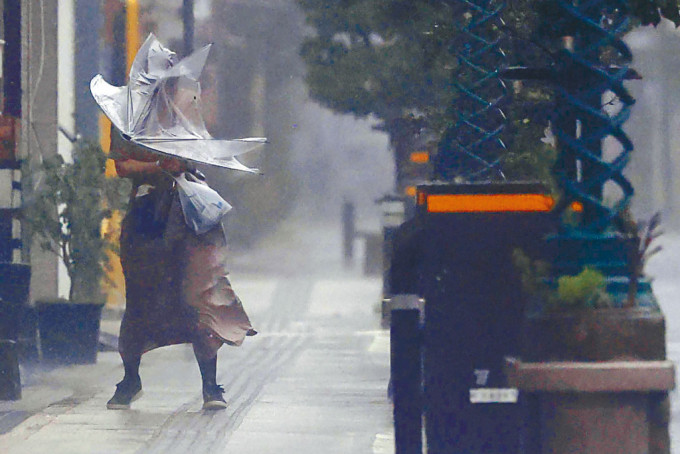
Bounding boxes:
90 33 266 172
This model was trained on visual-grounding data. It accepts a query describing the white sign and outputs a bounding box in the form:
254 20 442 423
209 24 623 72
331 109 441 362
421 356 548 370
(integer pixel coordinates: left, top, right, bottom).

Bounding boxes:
469 388 519 404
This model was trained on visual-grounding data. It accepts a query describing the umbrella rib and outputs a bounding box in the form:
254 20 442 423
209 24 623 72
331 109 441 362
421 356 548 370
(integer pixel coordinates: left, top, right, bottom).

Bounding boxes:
136 137 265 142
126 86 133 133
129 95 152 135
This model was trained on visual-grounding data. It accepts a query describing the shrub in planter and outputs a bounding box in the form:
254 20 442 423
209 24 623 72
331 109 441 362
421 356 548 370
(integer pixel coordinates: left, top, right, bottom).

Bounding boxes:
22 142 129 364
514 213 666 363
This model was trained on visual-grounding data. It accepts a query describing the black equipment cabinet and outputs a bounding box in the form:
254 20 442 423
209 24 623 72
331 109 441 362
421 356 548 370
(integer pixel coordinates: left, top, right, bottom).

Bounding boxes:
416 182 556 454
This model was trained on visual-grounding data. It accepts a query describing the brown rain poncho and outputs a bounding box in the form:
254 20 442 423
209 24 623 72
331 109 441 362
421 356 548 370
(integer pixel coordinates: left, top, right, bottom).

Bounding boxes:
112 131 254 358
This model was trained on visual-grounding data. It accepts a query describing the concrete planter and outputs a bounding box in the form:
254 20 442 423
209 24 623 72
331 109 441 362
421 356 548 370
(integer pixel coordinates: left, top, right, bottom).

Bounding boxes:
512 308 674 453
37 301 104 365
523 308 666 362
506 358 674 454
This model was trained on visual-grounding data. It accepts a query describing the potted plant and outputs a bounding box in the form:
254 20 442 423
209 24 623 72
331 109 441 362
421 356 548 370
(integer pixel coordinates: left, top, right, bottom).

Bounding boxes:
22 141 128 364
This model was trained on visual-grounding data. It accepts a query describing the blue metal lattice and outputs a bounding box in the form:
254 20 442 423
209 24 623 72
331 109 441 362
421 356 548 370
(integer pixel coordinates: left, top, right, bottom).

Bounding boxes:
434 0 508 181
550 0 635 233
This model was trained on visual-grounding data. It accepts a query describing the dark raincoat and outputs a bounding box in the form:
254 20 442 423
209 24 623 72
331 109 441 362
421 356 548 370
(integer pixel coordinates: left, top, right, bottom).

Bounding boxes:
111 131 254 358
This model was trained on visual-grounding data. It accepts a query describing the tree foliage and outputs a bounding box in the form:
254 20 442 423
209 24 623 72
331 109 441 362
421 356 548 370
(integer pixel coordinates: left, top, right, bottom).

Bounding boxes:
298 0 680 181
299 0 456 127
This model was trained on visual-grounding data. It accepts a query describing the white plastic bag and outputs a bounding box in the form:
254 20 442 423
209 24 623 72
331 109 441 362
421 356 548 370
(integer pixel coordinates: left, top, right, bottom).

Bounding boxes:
174 172 232 234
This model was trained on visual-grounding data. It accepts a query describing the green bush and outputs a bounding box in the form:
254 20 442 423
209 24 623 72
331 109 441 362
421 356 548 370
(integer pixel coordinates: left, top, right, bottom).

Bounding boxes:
22 142 130 303
556 267 610 309
513 249 613 311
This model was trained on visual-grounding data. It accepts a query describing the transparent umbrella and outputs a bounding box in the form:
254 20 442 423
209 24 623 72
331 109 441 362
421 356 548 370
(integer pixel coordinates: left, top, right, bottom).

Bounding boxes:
90 33 265 173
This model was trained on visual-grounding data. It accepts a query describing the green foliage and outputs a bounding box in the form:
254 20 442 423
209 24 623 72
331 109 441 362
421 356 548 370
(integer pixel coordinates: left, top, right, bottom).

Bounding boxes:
616 210 664 307
557 267 611 309
512 248 554 304
22 142 130 303
298 0 456 128
513 249 613 311
298 0 680 182
502 111 558 185
296 0 561 181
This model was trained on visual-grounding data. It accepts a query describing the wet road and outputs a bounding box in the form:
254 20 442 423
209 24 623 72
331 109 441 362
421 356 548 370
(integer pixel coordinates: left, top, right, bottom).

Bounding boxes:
0 218 393 453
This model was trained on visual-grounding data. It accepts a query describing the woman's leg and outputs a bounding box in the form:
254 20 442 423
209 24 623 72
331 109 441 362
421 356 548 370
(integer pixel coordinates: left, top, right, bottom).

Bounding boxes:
121 354 142 384
107 353 143 409
116 310 145 384
192 330 226 409
107 314 144 409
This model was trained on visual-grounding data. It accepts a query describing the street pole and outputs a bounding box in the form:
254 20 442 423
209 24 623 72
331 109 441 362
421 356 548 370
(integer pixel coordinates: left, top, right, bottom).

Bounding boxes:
57 0 76 299
183 0 194 55
3 0 21 117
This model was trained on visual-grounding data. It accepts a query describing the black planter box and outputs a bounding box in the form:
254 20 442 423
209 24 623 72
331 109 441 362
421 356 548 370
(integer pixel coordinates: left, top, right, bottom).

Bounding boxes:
37 302 104 364
0 263 31 341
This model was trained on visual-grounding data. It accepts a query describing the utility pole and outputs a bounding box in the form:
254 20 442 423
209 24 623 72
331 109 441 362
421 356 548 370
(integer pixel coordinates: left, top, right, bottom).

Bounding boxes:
182 0 194 55
57 0 76 299
3 0 20 117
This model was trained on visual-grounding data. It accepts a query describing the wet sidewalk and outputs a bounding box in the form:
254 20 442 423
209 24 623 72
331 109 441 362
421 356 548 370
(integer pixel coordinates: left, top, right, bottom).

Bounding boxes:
0 217 394 453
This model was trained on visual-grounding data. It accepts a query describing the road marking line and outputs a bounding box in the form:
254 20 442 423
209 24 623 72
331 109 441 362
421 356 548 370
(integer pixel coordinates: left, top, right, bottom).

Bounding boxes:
372 432 395 454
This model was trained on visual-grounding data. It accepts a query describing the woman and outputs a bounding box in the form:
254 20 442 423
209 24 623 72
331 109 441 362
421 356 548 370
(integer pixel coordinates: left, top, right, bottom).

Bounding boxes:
106 128 256 410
